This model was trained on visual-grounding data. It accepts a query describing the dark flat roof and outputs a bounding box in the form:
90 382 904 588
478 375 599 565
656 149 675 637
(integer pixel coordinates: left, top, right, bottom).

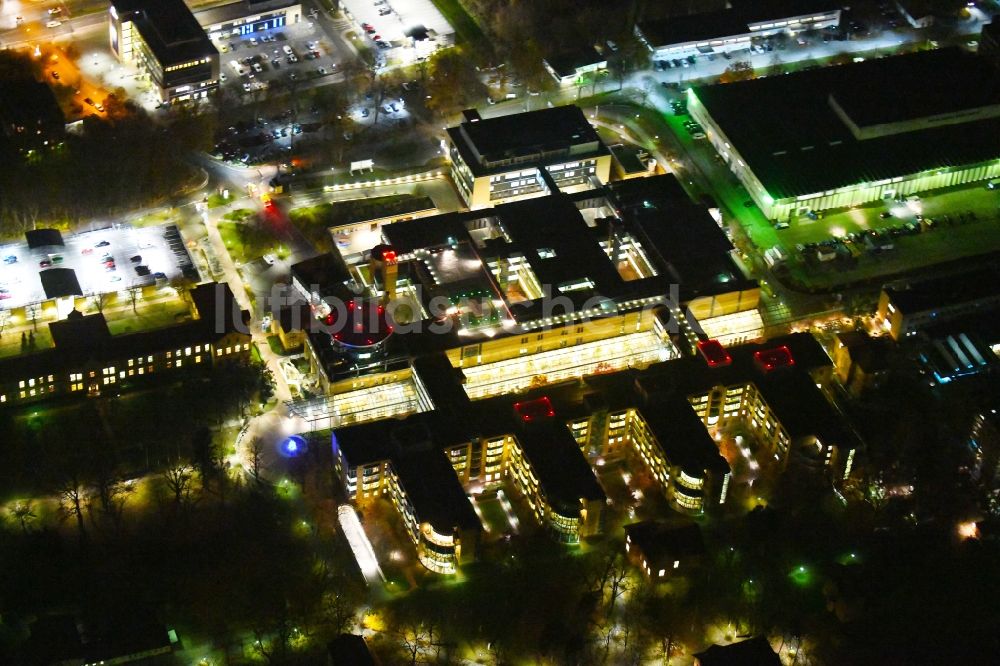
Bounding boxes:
515 420 606 514
291 252 353 298
25 228 64 249
885 266 1000 315
39 268 82 299
692 49 1000 199
637 396 730 474
639 0 839 47
448 105 608 175
382 177 753 330
607 177 750 297
837 330 893 373
638 333 847 444
625 521 705 566
112 0 217 67
545 47 605 78
393 446 481 535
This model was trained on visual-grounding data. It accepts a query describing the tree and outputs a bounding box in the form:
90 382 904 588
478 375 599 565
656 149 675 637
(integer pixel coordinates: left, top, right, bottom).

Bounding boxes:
247 437 264 483
424 48 486 117
719 61 755 83
10 501 36 533
55 469 88 542
191 426 219 486
127 285 142 314
162 462 193 509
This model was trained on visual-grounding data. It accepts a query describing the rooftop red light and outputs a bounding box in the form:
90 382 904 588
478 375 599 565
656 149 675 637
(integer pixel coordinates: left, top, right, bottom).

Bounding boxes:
697 339 732 368
514 396 556 423
754 345 795 373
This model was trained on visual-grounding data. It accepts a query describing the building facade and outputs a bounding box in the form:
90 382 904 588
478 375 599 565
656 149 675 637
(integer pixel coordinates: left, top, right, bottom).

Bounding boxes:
109 0 220 104
197 0 303 39
637 0 841 58
689 49 1000 220
0 283 251 407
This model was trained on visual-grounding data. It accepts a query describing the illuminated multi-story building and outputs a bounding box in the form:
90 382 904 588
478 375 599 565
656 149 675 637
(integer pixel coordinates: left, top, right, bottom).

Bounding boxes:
968 406 1000 492
279 175 763 432
330 331 849 573
0 283 251 407
689 48 1000 221
109 0 220 104
446 105 613 208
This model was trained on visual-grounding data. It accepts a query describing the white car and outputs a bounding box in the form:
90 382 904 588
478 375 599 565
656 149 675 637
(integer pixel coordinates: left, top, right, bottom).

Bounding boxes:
283 44 293 55
262 254 276 266
46 20 62 28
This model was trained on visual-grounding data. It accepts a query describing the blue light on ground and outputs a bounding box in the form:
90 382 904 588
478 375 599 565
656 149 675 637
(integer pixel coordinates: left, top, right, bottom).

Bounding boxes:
281 435 306 457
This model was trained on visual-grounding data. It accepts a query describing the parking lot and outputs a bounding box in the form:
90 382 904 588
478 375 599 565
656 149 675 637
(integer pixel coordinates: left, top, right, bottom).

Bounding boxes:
0 225 194 310
212 22 341 96
342 0 454 66
213 109 326 165
767 183 1000 286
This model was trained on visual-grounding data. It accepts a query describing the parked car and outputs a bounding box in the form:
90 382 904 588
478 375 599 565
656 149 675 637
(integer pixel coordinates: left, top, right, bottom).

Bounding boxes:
4 255 18 264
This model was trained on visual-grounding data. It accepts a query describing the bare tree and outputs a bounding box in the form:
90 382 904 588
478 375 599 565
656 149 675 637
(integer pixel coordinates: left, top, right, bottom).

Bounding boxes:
162 463 194 509
128 285 142 314
247 437 264 483
55 471 88 541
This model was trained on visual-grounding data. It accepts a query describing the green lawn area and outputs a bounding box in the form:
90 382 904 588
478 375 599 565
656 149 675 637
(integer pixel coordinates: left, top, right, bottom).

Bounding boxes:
0 326 54 359
431 0 488 50
217 220 277 264
105 301 192 336
770 183 1000 289
266 334 301 357
290 194 433 251
131 209 174 228
207 193 236 209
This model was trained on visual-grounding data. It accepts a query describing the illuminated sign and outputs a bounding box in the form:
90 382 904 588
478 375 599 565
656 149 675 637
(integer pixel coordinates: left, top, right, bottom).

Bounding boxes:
238 16 285 35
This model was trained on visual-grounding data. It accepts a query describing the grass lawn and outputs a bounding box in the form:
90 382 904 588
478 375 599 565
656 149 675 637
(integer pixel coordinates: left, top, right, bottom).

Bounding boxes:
431 0 488 51
0 326 54 359
217 220 276 264
105 302 192 336
266 334 302 357
207 193 235 209
131 209 174 228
